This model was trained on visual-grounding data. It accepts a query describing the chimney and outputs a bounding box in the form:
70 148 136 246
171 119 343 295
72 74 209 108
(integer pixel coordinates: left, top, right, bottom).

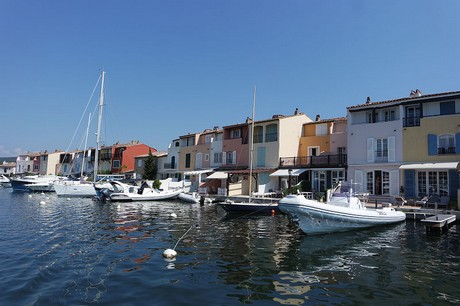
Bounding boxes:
410 89 422 97
315 114 321 121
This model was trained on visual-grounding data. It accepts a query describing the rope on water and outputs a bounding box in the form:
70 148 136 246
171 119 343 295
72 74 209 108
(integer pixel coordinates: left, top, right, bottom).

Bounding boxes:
173 225 194 250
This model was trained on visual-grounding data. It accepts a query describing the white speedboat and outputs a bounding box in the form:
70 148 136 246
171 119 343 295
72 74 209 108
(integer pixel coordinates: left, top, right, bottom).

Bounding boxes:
11 175 64 192
178 192 201 203
0 175 11 188
54 180 112 197
98 180 182 202
278 183 406 235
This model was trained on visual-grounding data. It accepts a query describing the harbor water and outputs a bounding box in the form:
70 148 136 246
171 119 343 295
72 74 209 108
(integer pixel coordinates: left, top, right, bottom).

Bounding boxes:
0 188 459 305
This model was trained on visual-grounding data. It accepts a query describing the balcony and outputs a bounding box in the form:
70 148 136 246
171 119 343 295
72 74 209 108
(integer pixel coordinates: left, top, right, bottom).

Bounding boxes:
279 154 347 168
164 163 176 169
438 147 456 155
403 117 421 127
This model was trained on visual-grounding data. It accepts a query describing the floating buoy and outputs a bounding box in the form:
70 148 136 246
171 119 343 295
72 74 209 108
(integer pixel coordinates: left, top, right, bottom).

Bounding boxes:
40 192 45 195
66 198 71 201
163 249 177 258
170 213 177 218
39 201 46 205
28 194 33 198
46 197 50 200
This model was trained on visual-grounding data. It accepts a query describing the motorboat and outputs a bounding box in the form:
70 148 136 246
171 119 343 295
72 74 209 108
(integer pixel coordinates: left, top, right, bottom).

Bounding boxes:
0 175 11 188
97 180 182 202
10 175 64 192
178 192 201 203
217 199 279 214
278 182 406 235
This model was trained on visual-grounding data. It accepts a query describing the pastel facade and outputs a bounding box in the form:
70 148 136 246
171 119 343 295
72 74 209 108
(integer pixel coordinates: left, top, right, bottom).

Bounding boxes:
400 91 460 202
290 117 347 193
111 141 157 177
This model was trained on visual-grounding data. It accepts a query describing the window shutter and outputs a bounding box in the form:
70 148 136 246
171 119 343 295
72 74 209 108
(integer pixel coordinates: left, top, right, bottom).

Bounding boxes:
404 169 416 198
389 170 399 195
222 152 227 165
427 134 437 155
388 136 395 162
456 133 460 154
367 138 374 162
232 151 237 165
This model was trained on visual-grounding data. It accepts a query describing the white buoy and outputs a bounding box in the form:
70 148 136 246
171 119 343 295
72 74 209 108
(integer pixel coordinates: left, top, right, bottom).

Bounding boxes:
46 197 50 200
66 198 71 201
39 201 46 205
170 213 177 218
163 249 177 258
41 192 44 195
28 194 33 198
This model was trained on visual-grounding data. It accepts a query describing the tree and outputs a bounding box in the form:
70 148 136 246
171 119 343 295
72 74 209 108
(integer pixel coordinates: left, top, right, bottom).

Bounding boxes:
143 149 157 180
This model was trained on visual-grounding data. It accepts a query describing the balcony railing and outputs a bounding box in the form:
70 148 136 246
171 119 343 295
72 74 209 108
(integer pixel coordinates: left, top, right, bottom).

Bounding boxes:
438 147 456 155
164 163 176 169
403 117 421 127
279 154 347 168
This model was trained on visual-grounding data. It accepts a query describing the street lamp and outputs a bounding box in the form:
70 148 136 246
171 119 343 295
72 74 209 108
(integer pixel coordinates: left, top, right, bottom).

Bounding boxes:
288 168 292 194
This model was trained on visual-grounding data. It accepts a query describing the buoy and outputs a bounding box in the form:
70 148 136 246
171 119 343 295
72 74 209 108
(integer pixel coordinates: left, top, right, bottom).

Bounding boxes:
66 198 71 201
163 249 177 258
28 194 33 198
170 213 177 218
41 192 44 195
39 201 46 205
46 197 50 200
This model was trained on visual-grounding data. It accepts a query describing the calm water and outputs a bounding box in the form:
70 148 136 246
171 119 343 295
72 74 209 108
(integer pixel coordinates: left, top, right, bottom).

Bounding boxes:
0 188 459 306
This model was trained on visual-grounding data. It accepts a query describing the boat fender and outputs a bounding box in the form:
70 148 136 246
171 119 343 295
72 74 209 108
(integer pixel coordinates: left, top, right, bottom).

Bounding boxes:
163 249 177 258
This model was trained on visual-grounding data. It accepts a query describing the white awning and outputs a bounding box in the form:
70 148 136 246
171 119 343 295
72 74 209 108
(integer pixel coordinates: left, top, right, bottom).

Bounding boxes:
269 169 307 177
399 162 460 170
206 171 228 179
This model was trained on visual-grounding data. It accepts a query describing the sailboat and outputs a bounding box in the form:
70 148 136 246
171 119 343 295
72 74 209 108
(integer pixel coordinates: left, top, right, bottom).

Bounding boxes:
216 87 279 214
54 71 111 197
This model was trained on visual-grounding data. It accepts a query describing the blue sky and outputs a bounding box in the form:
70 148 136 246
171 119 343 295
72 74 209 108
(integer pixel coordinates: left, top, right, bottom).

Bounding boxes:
1 0 459 156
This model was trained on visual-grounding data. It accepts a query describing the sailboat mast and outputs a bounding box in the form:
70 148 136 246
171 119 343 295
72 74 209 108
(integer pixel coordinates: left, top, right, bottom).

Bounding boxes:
93 70 105 182
81 112 91 180
248 85 256 202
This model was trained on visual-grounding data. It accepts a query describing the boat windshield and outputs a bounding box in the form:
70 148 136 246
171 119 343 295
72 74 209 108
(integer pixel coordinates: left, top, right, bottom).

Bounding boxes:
332 184 351 197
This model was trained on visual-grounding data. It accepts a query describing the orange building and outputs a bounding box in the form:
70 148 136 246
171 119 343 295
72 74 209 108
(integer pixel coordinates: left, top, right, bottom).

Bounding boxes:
111 141 157 175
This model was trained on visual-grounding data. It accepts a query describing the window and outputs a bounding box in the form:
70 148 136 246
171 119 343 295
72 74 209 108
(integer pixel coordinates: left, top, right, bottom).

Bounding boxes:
113 160 120 168
405 106 421 127
265 124 278 142
382 171 390 195
205 135 211 144
331 170 345 187
308 146 320 156
230 129 241 139
205 154 209 161
417 171 448 196
440 101 455 115
316 124 327 136
376 138 388 161
384 109 396 121
254 126 263 143
137 159 143 167
226 151 236 164
185 153 191 168
438 134 455 154
213 152 222 164
366 172 374 193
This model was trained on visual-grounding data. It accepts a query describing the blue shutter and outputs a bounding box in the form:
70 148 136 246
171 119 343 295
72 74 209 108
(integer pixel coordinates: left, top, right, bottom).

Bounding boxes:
427 134 437 155
456 133 460 154
404 169 416 198
448 169 459 199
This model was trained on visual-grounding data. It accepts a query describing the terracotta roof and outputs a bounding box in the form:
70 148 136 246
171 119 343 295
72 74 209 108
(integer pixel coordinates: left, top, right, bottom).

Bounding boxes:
347 90 460 110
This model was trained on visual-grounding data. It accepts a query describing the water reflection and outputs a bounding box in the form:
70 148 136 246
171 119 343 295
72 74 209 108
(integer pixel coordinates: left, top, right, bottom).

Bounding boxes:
1 188 459 305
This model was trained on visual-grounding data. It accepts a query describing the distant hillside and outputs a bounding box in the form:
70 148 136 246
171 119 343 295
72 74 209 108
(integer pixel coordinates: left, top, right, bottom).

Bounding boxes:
0 157 16 163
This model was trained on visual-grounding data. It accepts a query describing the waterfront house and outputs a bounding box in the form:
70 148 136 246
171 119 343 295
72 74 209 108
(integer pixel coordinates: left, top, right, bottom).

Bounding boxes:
16 152 40 175
111 141 157 178
134 151 167 180
0 159 16 176
278 116 347 194
218 111 311 196
398 90 460 205
347 90 460 206
163 138 180 180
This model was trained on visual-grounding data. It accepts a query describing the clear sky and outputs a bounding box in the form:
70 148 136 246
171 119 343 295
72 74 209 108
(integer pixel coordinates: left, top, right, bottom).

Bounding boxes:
1 0 459 156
